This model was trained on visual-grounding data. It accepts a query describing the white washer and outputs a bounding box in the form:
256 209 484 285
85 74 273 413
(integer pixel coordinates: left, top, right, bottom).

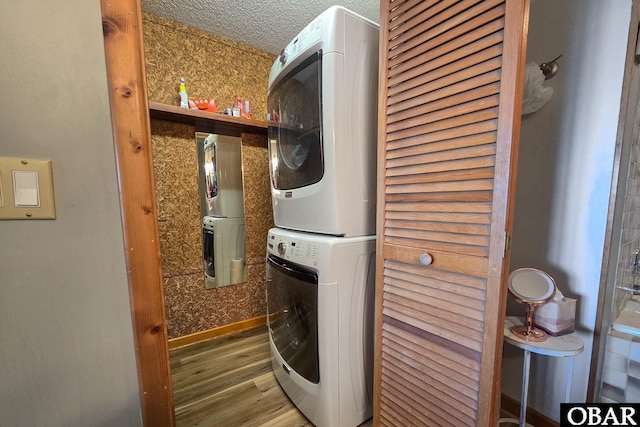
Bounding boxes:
265 227 375 426
267 6 379 237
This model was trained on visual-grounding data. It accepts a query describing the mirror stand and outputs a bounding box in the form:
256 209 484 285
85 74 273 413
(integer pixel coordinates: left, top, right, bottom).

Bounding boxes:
511 302 547 342
508 267 557 343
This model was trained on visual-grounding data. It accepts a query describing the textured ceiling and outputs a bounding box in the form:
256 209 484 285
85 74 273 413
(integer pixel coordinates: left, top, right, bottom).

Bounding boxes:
141 0 380 56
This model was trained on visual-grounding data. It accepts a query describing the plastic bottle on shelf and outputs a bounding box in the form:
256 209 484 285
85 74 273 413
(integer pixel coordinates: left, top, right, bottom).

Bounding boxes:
179 77 189 108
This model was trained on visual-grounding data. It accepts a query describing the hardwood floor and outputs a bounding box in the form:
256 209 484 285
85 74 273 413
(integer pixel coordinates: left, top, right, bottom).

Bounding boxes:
169 326 373 427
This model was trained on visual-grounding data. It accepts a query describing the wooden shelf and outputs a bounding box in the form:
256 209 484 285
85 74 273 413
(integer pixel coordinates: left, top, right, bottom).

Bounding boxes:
148 101 268 136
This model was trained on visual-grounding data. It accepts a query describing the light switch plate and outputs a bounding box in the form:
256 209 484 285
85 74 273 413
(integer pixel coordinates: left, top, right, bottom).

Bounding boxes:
0 157 56 220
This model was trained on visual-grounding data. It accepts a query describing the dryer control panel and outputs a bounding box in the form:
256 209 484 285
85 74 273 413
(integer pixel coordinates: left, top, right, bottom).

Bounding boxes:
268 230 319 267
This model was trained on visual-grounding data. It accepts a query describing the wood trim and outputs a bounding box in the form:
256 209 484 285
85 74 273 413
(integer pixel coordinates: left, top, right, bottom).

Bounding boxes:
101 0 175 425
477 1 529 425
588 0 640 402
500 394 559 427
149 101 268 135
383 243 489 277
374 0 392 424
168 315 267 350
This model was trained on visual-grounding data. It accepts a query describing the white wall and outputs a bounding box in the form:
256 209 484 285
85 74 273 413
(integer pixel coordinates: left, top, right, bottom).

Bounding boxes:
502 0 633 421
0 1 142 426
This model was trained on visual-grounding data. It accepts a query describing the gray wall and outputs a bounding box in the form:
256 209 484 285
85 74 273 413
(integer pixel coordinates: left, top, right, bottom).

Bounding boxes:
502 0 632 421
0 0 142 426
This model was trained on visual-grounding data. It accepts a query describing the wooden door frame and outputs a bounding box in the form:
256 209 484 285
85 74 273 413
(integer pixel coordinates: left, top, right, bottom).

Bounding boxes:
101 0 175 425
103 0 526 423
99 0 638 424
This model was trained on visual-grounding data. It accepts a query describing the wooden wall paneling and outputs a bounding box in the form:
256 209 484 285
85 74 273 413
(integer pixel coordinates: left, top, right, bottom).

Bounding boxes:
101 0 175 425
375 0 529 425
482 0 529 420
374 0 392 423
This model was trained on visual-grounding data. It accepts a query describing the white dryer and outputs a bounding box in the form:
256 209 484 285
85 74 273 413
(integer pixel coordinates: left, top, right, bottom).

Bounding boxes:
267 6 379 237
265 227 375 426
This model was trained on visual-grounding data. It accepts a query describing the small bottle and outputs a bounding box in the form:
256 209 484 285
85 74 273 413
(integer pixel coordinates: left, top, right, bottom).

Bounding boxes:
179 77 189 108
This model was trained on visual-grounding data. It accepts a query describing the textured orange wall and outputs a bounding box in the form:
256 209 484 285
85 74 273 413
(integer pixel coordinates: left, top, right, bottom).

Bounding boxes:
143 14 275 339
143 13 274 121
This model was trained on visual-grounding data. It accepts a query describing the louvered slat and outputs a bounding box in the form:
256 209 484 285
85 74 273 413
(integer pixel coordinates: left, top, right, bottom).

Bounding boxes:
387 161 495 178
382 0 504 288
387 167 495 186
385 292 483 333
388 131 496 160
388 75 501 121
384 323 481 385
388 2 505 65
386 210 491 224
388 0 428 22
389 91 500 130
384 230 491 260
385 268 486 306
381 381 449 426
386 109 499 145
383 312 480 356
383 355 477 418
389 0 485 47
389 20 505 83
386 179 494 196
380 317 482 425
388 162 495 187
386 191 494 205
388 143 496 168
387 30 504 90
389 0 458 31
386 219 489 235
382 358 476 425
385 282 484 322
386 201 492 213
376 0 528 425
385 315 482 367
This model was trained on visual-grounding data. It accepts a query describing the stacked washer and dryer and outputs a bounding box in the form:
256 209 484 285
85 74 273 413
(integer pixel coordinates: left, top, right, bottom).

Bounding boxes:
265 6 379 427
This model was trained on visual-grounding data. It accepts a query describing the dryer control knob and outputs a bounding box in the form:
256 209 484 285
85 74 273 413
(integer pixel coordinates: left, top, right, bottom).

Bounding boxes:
277 242 287 256
279 49 288 65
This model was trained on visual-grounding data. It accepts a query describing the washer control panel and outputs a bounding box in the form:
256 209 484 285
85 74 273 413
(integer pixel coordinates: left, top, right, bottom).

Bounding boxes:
268 231 319 266
276 241 286 256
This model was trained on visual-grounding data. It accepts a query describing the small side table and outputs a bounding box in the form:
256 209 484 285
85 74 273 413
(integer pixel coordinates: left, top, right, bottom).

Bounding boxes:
500 316 584 427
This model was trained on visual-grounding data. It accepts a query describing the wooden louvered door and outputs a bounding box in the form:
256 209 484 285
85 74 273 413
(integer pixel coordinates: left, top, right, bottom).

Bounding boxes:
374 1 529 426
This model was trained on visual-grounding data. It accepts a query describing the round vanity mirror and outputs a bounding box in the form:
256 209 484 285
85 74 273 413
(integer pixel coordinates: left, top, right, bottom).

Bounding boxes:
509 268 556 303
508 268 556 342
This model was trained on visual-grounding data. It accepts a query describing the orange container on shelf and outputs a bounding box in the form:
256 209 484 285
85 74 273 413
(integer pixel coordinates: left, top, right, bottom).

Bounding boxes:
207 98 217 112
193 98 217 112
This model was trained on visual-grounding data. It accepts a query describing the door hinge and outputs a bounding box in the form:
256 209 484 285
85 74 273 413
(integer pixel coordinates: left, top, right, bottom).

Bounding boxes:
503 230 512 258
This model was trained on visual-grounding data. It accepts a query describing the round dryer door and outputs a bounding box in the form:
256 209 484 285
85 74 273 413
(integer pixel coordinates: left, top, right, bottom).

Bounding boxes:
268 51 324 190
266 254 319 384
